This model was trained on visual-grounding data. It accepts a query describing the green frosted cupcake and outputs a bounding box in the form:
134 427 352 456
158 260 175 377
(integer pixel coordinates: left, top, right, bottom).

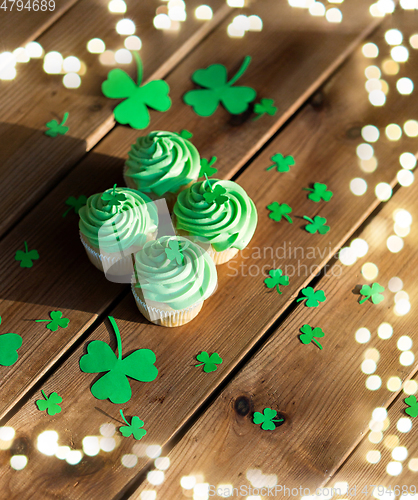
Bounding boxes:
79 185 158 276
132 236 217 327
124 131 200 210
172 178 258 265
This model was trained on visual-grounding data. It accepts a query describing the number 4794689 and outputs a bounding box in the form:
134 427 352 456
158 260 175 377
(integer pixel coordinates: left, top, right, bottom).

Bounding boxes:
1 0 55 11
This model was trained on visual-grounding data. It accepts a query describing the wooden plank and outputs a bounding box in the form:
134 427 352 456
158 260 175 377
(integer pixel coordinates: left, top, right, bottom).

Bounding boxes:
0 6 413 498
0 0 380 420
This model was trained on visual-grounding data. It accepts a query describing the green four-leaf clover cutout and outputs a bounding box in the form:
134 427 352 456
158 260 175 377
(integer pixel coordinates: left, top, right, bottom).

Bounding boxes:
195 351 223 373
405 395 418 418
203 182 229 206
253 408 283 431
165 238 184 265
0 316 22 367
264 269 289 294
267 202 293 223
267 153 295 173
304 183 333 202
303 216 330 235
36 390 62 415
15 241 39 268
45 112 69 137
101 184 127 207
253 98 277 121
36 311 70 332
359 283 385 305
296 287 326 307
119 410 147 440
199 157 218 178
299 324 325 350
63 195 87 217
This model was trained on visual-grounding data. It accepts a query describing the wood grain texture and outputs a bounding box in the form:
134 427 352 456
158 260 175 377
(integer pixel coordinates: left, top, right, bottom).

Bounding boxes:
1 8 414 498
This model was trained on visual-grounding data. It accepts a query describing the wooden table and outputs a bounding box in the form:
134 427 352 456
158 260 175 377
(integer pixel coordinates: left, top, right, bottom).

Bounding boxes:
1 0 418 498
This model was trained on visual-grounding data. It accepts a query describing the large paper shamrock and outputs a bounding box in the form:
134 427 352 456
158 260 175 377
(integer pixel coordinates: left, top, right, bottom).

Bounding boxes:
267 154 295 173
15 241 39 268
102 51 171 129
195 351 223 373
253 408 283 430
184 56 256 116
203 182 229 206
253 98 277 121
267 202 293 223
119 410 147 440
264 269 289 294
303 216 330 235
405 395 418 418
296 287 326 307
165 239 184 265
359 283 385 305
36 311 70 332
304 183 333 202
63 195 87 217
199 157 218 178
0 316 22 367
299 324 324 350
45 112 69 137
79 316 158 404
36 390 62 416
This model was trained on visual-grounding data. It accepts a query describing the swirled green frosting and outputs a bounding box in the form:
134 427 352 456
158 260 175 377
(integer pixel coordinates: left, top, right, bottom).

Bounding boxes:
134 236 217 310
173 179 258 252
79 187 158 253
125 131 200 196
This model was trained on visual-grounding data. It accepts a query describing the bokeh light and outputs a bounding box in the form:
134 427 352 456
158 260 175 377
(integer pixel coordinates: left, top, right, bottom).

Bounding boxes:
87 38 106 54
377 322 393 339
350 178 367 196
361 125 379 142
396 77 414 95
195 5 213 20
375 182 392 201
391 46 409 62
116 19 136 35
362 43 379 58
362 262 379 280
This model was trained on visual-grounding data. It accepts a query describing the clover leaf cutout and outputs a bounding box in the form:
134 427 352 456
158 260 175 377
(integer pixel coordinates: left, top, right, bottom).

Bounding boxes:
203 181 229 206
63 195 87 217
264 269 289 294
303 183 333 202
267 202 293 223
195 351 223 373
36 311 70 332
267 153 295 173
253 98 277 121
119 410 147 440
253 408 283 431
405 395 418 418
15 241 39 268
299 324 324 350
177 130 193 139
45 112 69 137
296 287 326 307
0 316 22 367
165 238 184 265
359 283 385 305
303 216 330 235
79 316 158 404
184 56 256 116
102 51 171 129
199 156 218 178
36 390 62 416
101 184 127 207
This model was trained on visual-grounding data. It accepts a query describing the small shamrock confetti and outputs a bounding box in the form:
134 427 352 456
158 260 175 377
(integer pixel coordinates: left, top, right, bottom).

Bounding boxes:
184 56 256 116
359 283 385 305
303 216 330 235
15 241 39 268
267 153 295 173
253 98 278 121
299 324 325 350
303 183 333 202
267 202 293 223
264 269 289 294
195 351 223 373
199 156 218 178
0 316 22 367
36 311 70 332
165 239 184 265
203 181 229 205
177 129 193 139
253 408 283 431
405 395 418 418
45 112 69 137
36 390 62 415
101 184 127 207
296 287 326 307
79 316 158 404
119 409 147 440
102 51 171 129
62 195 87 217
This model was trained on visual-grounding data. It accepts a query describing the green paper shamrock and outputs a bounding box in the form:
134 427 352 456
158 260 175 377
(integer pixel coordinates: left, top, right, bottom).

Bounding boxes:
119 409 147 440
303 216 330 235
45 112 69 137
359 283 385 305
101 184 127 207
36 390 62 416
102 52 171 129
267 153 295 173
253 408 283 431
296 287 326 307
267 202 293 223
304 183 333 202
203 184 229 206
165 239 184 265
195 351 223 373
63 195 87 217
405 395 418 418
184 56 256 117
79 316 158 404
199 156 218 178
177 129 193 139
299 324 324 350
253 98 277 121
15 241 39 268
0 316 22 367
264 269 289 294
36 311 70 332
